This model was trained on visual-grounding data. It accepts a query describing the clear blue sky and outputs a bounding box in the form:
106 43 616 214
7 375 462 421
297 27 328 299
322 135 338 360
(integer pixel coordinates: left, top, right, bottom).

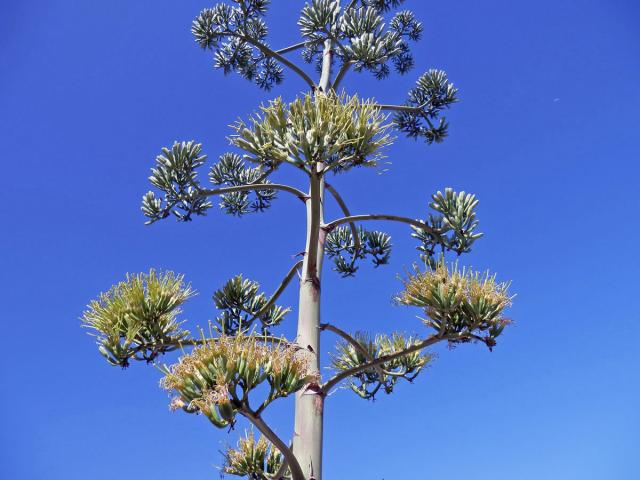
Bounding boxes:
1 1 639 479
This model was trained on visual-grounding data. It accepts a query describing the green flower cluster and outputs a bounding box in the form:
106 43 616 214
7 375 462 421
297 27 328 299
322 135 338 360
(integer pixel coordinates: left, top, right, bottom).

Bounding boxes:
331 331 432 399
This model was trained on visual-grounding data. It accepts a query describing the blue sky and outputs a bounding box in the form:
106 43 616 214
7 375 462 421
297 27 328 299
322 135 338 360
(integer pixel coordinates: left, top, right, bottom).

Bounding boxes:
1 1 639 479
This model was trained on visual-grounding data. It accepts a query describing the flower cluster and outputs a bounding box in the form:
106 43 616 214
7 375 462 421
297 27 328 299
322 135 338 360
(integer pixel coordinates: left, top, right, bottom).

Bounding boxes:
209 152 276 216
161 335 312 428
394 70 458 144
397 262 513 349
331 332 432 399
81 270 193 367
300 0 423 78
223 430 283 478
142 141 212 223
411 188 483 266
325 225 392 276
232 92 392 173
212 274 290 335
191 1 284 91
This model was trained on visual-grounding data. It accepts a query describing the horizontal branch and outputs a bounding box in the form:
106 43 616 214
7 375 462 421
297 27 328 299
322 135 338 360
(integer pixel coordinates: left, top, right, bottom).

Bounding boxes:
200 183 308 202
322 333 445 394
275 41 308 55
323 214 439 237
377 102 428 113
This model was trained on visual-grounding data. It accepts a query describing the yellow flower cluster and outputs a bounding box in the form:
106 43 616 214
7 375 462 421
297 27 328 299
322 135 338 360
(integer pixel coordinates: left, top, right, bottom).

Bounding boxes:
81 270 193 366
232 92 393 172
161 334 312 428
397 262 512 346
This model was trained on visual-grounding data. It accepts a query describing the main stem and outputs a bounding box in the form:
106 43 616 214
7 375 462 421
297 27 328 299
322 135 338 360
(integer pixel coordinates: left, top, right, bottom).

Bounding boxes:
292 39 332 480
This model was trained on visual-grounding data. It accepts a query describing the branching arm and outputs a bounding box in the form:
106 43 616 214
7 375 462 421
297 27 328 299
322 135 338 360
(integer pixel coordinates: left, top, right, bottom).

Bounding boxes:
238 35 316 89
271 448 290 480
201 183 308 202
323 214 440 238
241 410 306 480
249 260 304 323
276 41 309 55
324 182 361 255
319 322 386 382
330 61 354 91
323 333 448 394
377 102 428 113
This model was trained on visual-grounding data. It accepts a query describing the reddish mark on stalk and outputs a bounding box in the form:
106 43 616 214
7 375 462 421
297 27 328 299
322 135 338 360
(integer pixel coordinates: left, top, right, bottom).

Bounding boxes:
305 261 321 300
309 276 321 301
303 382 321 395
302 382 324 414
314 392 324 414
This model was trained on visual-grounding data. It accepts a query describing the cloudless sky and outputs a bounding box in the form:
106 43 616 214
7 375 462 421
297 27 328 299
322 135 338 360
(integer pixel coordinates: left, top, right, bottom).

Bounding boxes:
1 1 639 479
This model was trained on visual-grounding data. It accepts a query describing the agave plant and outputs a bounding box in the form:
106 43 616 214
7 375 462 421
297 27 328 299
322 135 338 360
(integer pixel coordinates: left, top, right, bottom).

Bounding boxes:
82 2 514 479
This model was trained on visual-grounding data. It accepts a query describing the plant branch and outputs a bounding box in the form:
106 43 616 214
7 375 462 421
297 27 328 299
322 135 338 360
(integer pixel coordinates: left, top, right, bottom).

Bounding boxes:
377 102 428 113
200 183 308 202
324 181 361 255
283 158 312 176
330 61 353 91
319 323 386 383
238 35 316 89
249 260 304 323
271 444 291 480
241 410 306 480
322 333 446 394
276 41 309 55
323 214 440 238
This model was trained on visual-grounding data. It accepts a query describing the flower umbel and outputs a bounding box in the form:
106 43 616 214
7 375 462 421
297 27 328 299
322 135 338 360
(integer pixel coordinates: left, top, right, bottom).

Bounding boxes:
160 334 312 428
81 270 193 367
397 261 513 349
231 91 393 173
